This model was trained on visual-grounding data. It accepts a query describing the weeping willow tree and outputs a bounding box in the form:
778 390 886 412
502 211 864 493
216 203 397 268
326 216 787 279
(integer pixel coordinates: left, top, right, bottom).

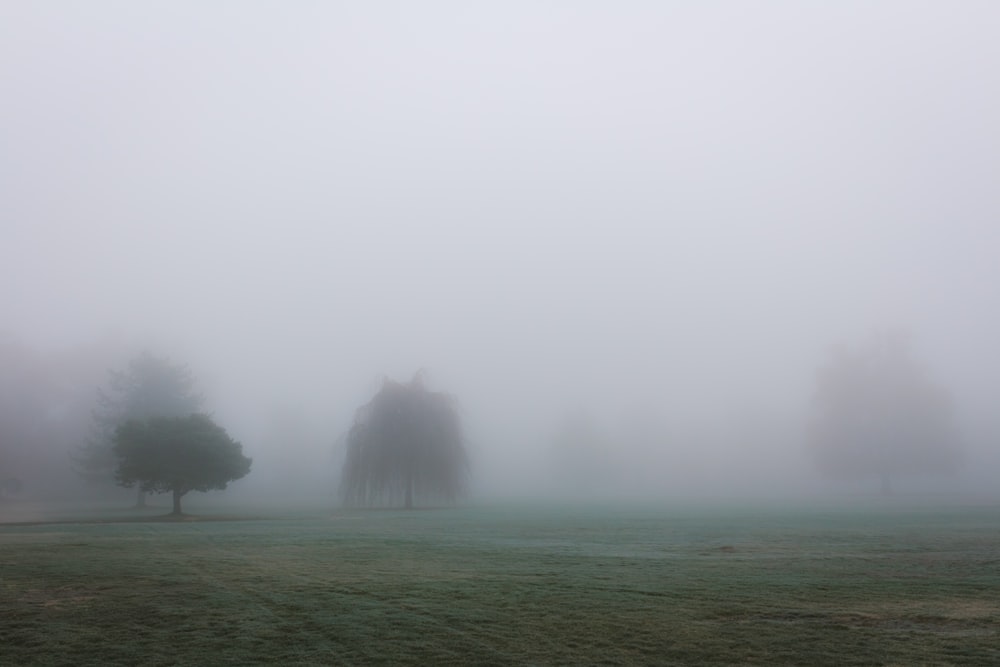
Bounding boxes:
341 373 467 509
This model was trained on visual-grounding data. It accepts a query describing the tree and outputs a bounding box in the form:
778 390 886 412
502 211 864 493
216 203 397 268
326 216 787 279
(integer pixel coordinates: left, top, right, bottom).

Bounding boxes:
0 477 24 500
548 409 618 495
113 413 251 515
341 373 467 509
1 335 129 502
76 351 203 505
807 333 961 494
0 335 46 496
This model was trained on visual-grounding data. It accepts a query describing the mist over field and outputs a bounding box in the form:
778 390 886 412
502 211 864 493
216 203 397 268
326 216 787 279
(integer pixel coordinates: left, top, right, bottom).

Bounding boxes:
3 2 999 510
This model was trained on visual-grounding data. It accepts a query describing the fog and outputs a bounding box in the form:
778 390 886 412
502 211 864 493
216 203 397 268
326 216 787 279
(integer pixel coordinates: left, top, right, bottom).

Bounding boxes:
3 2 999 508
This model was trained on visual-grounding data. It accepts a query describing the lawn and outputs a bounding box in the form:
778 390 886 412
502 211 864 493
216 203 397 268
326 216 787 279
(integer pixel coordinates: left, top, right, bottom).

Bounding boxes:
2 501 999 665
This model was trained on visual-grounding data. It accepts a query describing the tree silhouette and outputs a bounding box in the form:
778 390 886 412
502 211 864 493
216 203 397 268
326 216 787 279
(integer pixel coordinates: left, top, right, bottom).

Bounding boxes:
808 333 961 494
76 351 203 506
341 373 467 509
113 413 251 515
548 409 617 494
0 477 23 500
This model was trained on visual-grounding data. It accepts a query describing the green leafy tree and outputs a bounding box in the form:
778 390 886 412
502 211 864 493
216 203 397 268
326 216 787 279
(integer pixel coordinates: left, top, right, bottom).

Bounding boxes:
113 413 251 515
808 333 961 494
341 373 467 509
76 351 202 505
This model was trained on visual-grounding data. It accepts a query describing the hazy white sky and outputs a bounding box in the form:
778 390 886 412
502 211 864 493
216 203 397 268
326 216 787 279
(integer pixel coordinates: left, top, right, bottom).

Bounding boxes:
3 2 998 493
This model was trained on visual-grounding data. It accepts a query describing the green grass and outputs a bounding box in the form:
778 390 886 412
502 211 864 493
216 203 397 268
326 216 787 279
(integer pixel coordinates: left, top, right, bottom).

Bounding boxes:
2 502 999 665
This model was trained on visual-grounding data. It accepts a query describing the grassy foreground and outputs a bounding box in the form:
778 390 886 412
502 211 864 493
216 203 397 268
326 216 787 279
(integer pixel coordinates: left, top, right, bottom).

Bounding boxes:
2 502 999 665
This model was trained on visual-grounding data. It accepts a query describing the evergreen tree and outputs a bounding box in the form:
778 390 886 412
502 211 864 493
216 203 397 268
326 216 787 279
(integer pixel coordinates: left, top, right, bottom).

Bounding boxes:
76 351 202 505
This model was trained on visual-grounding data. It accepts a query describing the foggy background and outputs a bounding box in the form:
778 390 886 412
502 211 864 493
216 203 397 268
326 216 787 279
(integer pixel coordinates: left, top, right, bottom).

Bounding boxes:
3 2 998 506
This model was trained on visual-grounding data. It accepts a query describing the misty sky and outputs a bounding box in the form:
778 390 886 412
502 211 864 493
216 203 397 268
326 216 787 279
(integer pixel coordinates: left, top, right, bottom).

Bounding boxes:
3 2 998 496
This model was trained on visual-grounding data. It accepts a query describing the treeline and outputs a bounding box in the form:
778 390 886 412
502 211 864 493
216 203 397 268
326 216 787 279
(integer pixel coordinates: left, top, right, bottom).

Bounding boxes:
0 337 469 512
1 331 968 513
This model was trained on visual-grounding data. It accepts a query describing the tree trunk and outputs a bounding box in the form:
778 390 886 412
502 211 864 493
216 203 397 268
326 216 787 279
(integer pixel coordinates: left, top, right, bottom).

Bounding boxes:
135 488 147 508
403 453 415 509
172 488 183 515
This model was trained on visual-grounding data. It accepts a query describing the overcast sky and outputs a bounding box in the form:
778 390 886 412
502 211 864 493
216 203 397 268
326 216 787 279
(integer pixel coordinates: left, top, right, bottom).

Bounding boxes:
3 2 998 496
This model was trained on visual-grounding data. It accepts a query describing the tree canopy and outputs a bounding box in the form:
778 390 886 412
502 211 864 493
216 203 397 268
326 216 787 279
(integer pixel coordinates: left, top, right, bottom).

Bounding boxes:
76 351 203 501
808 333 961 493
113 413 251 515
341 373 467 509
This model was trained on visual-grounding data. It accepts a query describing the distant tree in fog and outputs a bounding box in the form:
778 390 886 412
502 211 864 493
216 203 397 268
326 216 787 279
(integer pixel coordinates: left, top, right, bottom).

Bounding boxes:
0 334 102 498
75 351 203 506
0 336 44 495
808 333 961 494
341 373 467 509
113 413 251 515
0 476 24 500
548 410 618 494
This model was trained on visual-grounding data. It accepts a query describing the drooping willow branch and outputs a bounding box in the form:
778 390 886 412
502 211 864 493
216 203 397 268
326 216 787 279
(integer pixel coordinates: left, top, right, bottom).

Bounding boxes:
341 373 467 508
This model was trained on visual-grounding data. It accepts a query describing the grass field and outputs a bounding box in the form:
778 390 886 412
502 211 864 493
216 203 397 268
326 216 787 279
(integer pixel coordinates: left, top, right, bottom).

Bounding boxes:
2 500 999 665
